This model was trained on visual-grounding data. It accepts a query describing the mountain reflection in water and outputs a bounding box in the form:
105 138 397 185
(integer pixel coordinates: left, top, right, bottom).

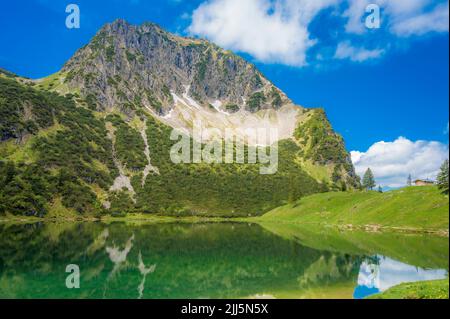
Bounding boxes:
0 222 447 299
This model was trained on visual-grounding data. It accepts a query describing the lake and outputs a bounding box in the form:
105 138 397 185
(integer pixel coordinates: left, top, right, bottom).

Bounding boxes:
0 222 447 299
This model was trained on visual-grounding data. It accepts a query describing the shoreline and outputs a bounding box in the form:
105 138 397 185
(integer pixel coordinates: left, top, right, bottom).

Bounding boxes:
1 214 448 237
254 220 450 237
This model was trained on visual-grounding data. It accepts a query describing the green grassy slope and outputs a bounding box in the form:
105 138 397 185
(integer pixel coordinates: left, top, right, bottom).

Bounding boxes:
368 279 449 299
260 186 449 232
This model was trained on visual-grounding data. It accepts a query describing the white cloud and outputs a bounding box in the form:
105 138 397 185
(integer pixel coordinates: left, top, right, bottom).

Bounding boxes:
334 41 385 62
385 0 432 15
390 1 449 36
343 0 371 34
188 0 449 67
344 0 449 37
351 137 449 187
188 0 339 66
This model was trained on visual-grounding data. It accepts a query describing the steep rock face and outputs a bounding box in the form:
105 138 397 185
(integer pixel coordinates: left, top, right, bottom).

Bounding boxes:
62 19 290 115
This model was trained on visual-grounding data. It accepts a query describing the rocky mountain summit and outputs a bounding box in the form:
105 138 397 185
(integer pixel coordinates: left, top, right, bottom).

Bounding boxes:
62 19 290 115
57 19 301 145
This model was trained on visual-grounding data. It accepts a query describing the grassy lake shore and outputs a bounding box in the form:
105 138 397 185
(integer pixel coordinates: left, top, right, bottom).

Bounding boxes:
1 187 448 237
2 215 447 236
256 186 449 236
368 279 449 299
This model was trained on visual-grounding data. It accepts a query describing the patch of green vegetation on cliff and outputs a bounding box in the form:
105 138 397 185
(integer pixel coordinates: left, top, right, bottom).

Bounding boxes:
295 109 348 165
247 92 266 111
126 50 136 63
225 103 239 113
253 74 263 88
105 114 147 171
295 108 359 189
106 45 115 62
195 52 211 83
145 90 163 113
85 93 98 111
271 87 282 108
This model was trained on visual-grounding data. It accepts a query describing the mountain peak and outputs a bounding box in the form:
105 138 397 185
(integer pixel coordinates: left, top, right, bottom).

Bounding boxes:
60 20 292 116
102 19 165 37
107 18 132 28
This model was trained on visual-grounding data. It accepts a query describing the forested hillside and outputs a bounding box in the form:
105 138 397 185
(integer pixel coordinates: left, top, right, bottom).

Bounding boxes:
1 75 329 217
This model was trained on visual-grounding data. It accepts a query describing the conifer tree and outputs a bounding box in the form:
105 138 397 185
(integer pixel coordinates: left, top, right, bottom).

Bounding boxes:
362 168 376 191
437 159 449 195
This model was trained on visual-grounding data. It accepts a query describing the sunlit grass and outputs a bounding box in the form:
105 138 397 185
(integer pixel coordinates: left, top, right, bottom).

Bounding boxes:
259 186 449 232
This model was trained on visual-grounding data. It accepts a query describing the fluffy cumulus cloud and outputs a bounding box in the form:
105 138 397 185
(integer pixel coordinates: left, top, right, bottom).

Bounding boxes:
188 0 339 66
188 0 449 66
351 137 449 188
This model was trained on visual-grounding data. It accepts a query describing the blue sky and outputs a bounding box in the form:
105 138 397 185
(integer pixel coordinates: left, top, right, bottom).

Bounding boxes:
0 0 448 186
